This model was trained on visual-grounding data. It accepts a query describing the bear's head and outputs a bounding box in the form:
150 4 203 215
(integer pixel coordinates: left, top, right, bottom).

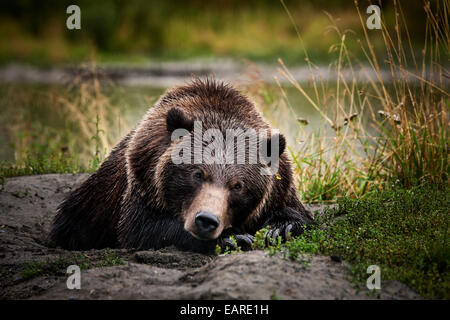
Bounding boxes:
155 107 286 240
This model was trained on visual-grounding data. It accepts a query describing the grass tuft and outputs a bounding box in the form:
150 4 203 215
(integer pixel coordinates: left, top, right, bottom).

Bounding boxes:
21 250 125 280
243 0 449 202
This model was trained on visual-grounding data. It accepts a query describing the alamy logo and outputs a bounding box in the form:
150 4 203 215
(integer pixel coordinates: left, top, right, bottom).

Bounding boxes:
170 121 281 175
366 265 381 290
66 5 81 30
66 265 81 290
366 5 381 30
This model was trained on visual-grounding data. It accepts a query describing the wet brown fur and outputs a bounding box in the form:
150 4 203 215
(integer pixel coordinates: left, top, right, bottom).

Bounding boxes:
50 79 312 252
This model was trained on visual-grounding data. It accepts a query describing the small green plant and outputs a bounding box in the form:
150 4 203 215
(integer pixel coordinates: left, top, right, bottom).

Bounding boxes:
270 290 281 300
96 249 125 267
252 224 317 260
266 235 283 257
282 229 325 260
252 226 270 250
21 257 70 280
217 235 243 255
21 261 45 280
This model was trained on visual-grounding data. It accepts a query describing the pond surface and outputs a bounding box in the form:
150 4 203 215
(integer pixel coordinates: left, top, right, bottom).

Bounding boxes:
0 82 380 163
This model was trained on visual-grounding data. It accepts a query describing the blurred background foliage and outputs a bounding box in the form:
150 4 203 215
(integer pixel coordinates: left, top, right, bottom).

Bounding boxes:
0 0 432 65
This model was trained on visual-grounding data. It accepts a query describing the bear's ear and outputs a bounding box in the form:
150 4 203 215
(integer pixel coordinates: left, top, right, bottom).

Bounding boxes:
166 108 194 134
261 133 286 158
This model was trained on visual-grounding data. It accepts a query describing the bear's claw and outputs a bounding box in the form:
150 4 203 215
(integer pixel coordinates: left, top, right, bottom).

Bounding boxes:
235 234 254 250
218 233 254 252
284 224 293 240
265 222 301 246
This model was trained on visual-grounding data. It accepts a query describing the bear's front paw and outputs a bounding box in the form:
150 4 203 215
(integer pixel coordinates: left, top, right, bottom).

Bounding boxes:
218 233 254 252
265 221 305 245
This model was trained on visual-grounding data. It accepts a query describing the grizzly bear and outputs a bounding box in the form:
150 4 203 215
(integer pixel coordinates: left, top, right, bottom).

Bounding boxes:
50 79 313 253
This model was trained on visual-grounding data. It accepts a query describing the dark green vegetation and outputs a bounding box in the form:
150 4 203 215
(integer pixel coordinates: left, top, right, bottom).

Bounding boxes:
0 0 429 66
235 183 449 299
21 250 124 280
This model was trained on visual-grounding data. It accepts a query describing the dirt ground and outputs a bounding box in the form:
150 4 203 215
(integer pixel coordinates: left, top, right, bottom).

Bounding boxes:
0 174 421 300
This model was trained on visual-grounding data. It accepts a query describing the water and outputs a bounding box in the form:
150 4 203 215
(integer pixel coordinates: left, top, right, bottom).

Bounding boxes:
0 82 379 163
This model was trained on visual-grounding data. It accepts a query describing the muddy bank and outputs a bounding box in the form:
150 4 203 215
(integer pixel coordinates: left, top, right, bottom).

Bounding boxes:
0 174 421 300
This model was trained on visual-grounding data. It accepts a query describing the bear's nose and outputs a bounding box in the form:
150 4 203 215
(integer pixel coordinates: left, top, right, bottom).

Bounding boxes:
195 211 219 233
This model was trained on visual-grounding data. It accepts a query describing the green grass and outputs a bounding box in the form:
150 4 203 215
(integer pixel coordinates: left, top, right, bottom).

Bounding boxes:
248 183 449 299
259 0 450 202
22 257 71 280
0 153 94 179
0 82 165 180
95 250 126 268
21 250 125 280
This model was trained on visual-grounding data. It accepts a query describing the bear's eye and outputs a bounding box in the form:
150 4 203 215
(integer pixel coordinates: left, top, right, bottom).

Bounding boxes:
231 182 243 192
193 170 204 182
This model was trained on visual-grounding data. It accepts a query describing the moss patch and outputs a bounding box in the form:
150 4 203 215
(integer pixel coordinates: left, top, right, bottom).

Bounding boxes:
250 183 449 299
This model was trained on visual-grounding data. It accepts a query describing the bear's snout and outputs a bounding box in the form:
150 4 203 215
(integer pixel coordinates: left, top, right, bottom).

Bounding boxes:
194 211 220 236
183 183 230 240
